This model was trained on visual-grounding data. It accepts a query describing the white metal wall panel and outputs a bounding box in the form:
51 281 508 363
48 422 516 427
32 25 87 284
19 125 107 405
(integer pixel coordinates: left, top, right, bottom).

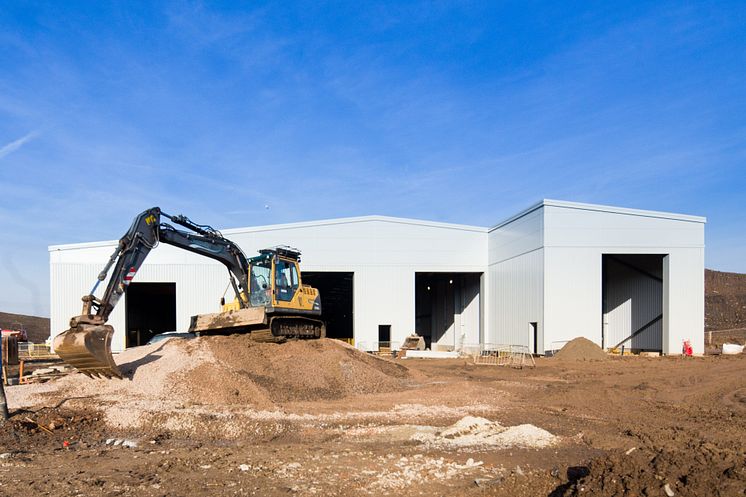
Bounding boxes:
544 246 705 355
544 247 602 348
223 218 488 269
543 203 705 355
663 249 705 354
352 266 415 350
544 204 705 249
603 258 662 351
486 206 543 350
488 207 543 264
488 248 544 349
50 263 104 347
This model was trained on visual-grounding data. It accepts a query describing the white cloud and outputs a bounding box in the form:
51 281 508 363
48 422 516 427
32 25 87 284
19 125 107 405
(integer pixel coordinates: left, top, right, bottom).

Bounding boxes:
0 131 39 159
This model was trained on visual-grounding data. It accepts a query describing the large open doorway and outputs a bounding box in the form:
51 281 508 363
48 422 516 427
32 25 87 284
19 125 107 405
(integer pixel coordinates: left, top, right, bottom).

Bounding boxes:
125 282 177 348
602 254 664 352
415 272 482 350
301 272 354 342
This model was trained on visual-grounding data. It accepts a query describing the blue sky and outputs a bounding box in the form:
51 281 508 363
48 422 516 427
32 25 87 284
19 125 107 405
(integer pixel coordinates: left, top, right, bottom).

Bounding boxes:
0 1 744 316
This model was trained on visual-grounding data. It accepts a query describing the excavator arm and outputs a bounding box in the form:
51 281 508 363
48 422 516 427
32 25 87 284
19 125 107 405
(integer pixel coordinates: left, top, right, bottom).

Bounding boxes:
54 207 252 378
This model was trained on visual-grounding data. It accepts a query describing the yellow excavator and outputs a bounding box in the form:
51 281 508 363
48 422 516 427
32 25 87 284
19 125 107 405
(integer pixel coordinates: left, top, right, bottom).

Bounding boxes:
53 207 325 379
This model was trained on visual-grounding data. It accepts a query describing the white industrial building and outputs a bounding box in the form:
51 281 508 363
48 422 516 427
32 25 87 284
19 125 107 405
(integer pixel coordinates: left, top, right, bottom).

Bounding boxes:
49 200 706 355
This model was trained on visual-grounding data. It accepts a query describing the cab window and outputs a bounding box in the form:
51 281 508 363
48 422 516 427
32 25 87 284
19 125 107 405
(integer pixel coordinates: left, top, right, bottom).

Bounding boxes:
249 258 271 306
275 260 299 301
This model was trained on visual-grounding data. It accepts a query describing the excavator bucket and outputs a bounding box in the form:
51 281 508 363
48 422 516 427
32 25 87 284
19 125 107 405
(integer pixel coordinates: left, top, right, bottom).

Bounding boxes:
53 324 122 379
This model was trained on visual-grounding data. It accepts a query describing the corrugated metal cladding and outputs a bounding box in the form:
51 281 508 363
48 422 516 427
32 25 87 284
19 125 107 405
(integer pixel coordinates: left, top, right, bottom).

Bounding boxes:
488 249 543 348
48 202 706 355
603 255 663 351
487 205 544 350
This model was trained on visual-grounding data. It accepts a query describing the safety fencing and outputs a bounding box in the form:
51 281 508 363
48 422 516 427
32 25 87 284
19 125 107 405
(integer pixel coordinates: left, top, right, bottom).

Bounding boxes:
354 340 535 367
18 342 57 360
463 343 536 368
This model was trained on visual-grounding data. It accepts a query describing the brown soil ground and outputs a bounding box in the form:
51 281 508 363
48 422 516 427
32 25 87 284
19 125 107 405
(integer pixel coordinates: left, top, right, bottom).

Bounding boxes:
0 311 49 342
3 342 745 496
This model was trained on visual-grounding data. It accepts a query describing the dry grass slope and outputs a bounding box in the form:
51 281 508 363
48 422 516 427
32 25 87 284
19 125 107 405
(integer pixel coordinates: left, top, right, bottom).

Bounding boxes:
0 311 50 342
705 268 746 331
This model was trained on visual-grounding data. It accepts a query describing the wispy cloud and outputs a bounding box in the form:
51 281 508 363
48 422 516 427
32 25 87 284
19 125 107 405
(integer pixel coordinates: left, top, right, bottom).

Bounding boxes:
0 131 39 160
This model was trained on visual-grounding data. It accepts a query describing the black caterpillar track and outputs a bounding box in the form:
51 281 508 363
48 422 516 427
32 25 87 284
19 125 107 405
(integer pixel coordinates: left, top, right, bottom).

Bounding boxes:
269 316 326 339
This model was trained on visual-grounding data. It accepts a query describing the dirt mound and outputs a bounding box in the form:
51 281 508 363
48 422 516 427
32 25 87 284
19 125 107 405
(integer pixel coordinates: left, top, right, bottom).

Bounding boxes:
561 445 746 496
24 336 413 410
706 269 746 330
554 337 608 361
195 335 412 404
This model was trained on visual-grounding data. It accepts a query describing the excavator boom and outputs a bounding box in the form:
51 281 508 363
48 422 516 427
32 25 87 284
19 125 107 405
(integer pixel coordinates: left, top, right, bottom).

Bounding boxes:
53 208 324 378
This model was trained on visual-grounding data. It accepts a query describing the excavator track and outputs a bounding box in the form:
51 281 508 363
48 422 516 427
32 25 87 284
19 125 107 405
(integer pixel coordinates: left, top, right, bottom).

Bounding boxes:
269 316 326 339
249 328 285 343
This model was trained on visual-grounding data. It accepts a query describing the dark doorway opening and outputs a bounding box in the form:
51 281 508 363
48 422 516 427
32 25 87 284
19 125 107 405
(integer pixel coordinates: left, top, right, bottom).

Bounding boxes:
125 282 176 348
378 325 391 343
415 272 482 350
301 272 354 341
602 254 664 352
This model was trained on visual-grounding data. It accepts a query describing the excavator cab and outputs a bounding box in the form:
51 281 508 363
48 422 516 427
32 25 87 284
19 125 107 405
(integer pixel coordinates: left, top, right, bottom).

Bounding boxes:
263 247 321 315
223 248 321 314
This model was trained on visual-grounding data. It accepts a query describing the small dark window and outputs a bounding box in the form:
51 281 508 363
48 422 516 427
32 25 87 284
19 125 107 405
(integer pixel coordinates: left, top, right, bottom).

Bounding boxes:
378 324 391 343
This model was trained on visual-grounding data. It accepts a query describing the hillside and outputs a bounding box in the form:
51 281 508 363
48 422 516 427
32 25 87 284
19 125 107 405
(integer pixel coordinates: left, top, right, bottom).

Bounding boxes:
0 311 50 343
705 269 746 330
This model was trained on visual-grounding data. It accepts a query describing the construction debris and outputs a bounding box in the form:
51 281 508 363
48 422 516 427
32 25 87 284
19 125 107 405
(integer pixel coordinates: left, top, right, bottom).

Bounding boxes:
400 334 426 353
722 343 745 355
